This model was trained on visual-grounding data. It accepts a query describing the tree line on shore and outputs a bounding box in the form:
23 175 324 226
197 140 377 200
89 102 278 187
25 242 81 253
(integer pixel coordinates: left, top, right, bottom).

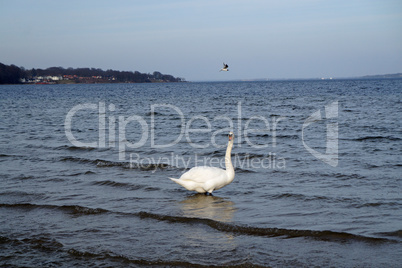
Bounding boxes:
0 62 185 84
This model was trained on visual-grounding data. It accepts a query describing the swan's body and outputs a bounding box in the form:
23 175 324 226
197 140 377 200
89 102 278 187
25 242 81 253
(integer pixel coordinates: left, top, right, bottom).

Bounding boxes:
220 63 229 72
170 132 235 194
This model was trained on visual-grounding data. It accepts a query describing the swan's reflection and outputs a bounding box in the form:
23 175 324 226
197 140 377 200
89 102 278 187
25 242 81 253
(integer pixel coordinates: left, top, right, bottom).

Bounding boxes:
176 194 238 252
178 194 236 222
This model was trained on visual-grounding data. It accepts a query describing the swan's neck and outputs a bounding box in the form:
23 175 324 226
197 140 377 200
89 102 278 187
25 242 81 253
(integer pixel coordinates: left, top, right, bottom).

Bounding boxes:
225 140 235 182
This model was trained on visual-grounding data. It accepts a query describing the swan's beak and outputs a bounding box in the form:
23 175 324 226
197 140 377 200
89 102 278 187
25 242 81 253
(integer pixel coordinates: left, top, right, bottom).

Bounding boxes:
229 134 233 141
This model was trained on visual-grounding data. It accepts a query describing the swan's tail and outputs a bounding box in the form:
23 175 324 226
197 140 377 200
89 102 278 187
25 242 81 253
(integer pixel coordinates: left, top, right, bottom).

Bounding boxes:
169 177 203 193
170 178 182 185
169 178 194 190
170 178 187 189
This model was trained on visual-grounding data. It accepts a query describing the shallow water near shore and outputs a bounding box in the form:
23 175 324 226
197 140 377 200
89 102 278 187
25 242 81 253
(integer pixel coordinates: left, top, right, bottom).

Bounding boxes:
1 79 401 267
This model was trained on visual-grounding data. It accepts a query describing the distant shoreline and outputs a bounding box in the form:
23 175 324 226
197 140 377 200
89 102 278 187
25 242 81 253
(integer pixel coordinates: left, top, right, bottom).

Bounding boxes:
190 73 402 83
22 79 186 85
192 75 402 83
0 62 185 85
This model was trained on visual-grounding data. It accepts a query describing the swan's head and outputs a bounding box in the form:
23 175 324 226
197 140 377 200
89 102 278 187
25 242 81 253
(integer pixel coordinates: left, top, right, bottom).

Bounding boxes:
228 132 234 141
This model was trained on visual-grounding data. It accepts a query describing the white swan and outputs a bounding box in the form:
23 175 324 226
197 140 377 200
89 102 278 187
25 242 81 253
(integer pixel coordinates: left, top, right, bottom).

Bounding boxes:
170 132 235 195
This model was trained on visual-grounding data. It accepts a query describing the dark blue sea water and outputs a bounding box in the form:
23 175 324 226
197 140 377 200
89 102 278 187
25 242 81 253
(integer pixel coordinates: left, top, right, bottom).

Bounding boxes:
0 80 401 267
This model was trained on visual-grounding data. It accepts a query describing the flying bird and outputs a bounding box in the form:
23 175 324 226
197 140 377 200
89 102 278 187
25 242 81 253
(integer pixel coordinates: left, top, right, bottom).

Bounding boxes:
220 63 229 72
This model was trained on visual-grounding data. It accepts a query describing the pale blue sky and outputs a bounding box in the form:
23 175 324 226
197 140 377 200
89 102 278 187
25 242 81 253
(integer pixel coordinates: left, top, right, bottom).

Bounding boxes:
1 0 401 81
